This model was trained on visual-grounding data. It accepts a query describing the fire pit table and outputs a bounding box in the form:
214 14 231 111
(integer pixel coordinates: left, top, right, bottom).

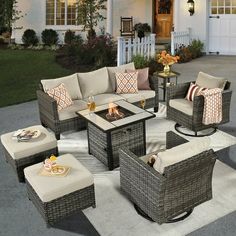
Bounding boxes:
76 100 155 170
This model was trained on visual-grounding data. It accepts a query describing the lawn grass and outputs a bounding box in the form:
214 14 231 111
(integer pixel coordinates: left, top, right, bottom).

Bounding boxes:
0 49 73 108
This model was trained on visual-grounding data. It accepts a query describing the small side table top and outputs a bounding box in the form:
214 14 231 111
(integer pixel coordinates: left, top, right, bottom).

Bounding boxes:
154 70 181 101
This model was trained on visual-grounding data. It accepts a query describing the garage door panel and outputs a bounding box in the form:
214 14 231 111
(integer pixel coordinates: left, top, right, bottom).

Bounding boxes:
209 1 236 55
230 19 236 35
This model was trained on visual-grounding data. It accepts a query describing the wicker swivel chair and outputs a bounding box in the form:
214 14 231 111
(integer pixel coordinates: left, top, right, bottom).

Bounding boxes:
167 72 232 137
119 131 216 224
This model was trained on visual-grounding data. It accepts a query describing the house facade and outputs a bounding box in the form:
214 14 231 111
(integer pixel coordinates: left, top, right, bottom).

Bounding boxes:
12 0 236 55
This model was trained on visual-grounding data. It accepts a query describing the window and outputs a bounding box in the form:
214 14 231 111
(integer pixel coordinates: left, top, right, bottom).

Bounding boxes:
46 0 77 25
211 0 236 14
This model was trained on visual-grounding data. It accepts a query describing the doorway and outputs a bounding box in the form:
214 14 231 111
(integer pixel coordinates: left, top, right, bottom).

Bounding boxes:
154 0 173 42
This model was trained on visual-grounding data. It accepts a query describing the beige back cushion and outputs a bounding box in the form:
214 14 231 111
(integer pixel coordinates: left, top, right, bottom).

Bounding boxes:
153 137 210 174
196 71 227 89
41 73 82 100
77 67 112 98
107 62 135 91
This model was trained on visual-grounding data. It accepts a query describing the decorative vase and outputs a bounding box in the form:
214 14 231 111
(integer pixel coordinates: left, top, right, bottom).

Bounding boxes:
164 64 170 74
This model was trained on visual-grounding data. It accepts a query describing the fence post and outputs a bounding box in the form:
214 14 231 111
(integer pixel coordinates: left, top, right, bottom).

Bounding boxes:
171 31 175 55
117 36 124 66
187 27 192 44
150 33 156 57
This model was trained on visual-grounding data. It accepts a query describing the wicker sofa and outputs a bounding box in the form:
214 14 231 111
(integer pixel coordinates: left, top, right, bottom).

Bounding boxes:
119 131 216 224
37 63 159 139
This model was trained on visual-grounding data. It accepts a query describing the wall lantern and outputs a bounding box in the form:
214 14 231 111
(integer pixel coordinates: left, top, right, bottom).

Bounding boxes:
187 0 195 16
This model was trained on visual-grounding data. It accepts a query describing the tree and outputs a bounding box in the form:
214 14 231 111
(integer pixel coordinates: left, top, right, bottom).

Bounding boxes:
0 0 22 33
77 0 106 40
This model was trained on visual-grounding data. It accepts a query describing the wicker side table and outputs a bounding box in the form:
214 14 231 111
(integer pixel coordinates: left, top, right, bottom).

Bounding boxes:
24 154 96 226
1 125 57 182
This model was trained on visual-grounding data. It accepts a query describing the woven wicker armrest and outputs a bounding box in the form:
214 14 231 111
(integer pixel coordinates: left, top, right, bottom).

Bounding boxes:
166 131 188 149
119 147 165 192
149 75 159 92
167 82 191 101
36 90 59 121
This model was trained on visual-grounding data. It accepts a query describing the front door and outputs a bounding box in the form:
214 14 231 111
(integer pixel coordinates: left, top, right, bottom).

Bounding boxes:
155 0 173 38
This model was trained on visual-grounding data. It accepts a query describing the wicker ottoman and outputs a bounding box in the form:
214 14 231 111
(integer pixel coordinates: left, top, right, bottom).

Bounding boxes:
24 154 96 226
1 125 57 182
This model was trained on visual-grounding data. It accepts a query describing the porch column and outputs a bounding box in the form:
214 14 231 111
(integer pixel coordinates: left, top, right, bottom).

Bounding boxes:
106 0 113 35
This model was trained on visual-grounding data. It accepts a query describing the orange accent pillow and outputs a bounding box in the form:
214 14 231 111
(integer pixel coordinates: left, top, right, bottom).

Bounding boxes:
115 72 138 94
46 83 73 111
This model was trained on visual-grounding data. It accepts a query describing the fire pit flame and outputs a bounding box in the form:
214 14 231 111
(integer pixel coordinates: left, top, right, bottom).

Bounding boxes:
106 103 125 121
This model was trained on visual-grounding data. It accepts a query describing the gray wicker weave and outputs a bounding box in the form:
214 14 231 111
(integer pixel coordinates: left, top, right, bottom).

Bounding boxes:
26 180 96 226
36 75 159 140
88 121 146 170
119 131 216 224
166 81 232 136
3 146 58 182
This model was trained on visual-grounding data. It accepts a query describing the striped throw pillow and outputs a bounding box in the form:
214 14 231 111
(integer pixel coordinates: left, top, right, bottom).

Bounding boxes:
115 72 138 94
186 82 207 101
47 83 73 111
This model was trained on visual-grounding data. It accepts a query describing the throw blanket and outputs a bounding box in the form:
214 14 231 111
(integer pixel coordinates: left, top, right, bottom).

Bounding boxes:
200 88 223 125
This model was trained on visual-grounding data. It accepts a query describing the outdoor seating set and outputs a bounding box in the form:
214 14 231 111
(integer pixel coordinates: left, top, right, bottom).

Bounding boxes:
0 63 232 225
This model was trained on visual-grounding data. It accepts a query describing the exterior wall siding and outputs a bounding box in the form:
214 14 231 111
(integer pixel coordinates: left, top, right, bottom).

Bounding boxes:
12 0 208 47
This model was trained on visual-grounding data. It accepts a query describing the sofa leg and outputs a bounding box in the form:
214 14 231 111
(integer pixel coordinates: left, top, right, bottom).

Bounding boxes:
154 107 158 113
41 122 47 128
55 133 60 140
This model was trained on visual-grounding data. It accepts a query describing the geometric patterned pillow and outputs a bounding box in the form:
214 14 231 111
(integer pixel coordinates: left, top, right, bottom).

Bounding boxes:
115 72 138 94
186 82 207 102
46 83 73 111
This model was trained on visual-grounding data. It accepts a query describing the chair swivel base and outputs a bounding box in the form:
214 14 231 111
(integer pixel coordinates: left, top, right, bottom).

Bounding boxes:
134 204 193 223
166 209 193 223
175 123 217 137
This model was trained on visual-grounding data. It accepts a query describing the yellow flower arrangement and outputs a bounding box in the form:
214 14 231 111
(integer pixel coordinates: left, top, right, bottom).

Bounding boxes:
156 50 179 66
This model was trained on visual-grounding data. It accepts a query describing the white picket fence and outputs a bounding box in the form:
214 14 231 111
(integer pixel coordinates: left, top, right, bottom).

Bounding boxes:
117 34 156 66
171 28 192 55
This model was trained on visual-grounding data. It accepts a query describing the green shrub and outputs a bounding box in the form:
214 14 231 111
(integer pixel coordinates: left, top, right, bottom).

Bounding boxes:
56 34 116 71
41 29 59 46
22 29 38 46
175 44 192 63
189 39 204 59
131 54 163 75
131 54 148 69
64 30 75 44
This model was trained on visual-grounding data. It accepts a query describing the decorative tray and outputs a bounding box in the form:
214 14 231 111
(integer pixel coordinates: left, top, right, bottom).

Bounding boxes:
12 129 41 141
38 165 70 177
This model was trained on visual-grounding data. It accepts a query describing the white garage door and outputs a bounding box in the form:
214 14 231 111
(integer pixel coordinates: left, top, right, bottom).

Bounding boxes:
209 0 236 55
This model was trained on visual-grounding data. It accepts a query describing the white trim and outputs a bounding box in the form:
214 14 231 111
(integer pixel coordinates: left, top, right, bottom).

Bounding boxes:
106 0 113 35
206 0 210 54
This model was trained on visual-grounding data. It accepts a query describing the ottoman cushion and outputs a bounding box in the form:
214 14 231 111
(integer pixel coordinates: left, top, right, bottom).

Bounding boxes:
24 154 94 202
1 125 57 160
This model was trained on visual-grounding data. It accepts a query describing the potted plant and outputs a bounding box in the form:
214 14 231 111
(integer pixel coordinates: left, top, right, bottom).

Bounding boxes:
134 23 151 40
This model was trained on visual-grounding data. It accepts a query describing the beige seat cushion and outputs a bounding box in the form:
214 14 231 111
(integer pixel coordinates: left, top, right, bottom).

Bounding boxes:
0 125 57 160
196 71 227 89
84 94 124 106
41 74 82 100
24 154 93 202
169 98 193 116
58 99 87 120
78 67 112 98
120 90 155 103
107 62 135 91
153 137 210 174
